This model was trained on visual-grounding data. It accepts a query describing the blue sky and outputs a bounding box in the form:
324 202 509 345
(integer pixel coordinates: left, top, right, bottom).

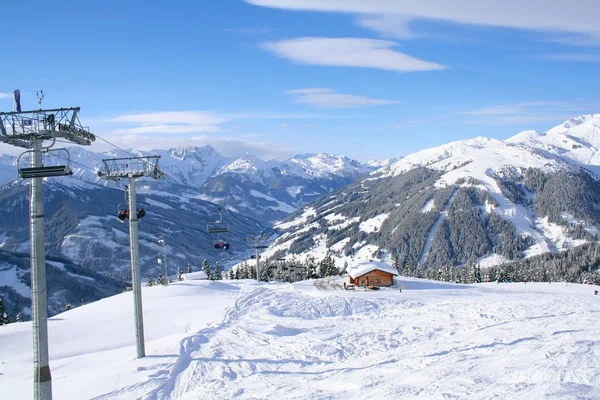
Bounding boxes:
1 0 599 161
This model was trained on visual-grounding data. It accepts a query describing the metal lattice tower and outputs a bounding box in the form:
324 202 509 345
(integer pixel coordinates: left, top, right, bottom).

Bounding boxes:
98 155 163 358
0 101 95 400
246 234 269 282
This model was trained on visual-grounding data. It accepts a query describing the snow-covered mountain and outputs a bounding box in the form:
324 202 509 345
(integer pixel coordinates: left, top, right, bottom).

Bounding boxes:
0 146 371 318
260 114 600 273
0 145 372 221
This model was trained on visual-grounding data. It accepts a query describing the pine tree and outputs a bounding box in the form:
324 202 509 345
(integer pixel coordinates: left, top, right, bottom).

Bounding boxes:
202 259 213 280
147 275 155 287
187 265 193 273
15 313 23 322
305 256 319 280
177 267 184 281
214 262 223 280
65 303 73 312
0 298 9 326
340 260 348 276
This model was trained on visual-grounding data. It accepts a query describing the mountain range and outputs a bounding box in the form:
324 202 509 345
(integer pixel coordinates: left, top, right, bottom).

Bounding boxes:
2 113 600 319
0 147 372 318
259 114 600 274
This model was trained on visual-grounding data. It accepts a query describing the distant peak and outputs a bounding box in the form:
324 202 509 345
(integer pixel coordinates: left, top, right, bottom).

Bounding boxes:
551 113 600 131
171 145 221 160
290 153 317 160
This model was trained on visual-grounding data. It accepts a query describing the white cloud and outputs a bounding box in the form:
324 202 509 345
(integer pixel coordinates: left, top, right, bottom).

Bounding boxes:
458 101 596 125
106 110 328 136
110 111 229 135
91 134 293 160
246 0 600 45
356 15 416 39
0 93 12 99
542 53 600 62
262 37 446 72
459 102 569 116
285 88 399 109
113 111 228 125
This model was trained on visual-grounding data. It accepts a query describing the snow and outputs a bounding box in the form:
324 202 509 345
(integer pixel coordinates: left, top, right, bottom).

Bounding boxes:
477 253 510 268
274 207 316 230
249 189 297 213
1 279 599 399
420 197 435 213
327 216 359 231
347 259 398 278
182 271 208 280
535 217 588 251
359 213 389 233
145 198 174 209
286 185 303 198
47 261 96 282
324 212 346 222
0 265 30 297
419 188 459 265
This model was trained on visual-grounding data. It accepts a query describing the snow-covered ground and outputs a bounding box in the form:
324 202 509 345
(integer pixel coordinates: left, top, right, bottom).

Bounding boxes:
1 278 599 399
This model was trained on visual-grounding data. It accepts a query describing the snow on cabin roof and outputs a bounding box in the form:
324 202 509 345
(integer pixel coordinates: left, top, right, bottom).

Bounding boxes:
182 271 208 280
347 260 398 278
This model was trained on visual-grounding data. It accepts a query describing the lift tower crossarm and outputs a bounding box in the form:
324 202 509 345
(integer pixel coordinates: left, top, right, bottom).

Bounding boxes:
0 107 95 148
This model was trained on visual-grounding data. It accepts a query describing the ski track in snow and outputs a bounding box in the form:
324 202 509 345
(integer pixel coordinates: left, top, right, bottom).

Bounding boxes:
479 171 552 256
418 188 458 265
84 281 600 400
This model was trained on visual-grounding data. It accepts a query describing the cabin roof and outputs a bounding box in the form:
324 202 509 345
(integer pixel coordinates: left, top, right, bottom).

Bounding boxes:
347 260 398 279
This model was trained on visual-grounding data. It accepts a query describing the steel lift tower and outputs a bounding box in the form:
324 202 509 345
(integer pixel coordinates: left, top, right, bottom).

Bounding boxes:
0 96 95 400
98 156 164 358
246 234 269 281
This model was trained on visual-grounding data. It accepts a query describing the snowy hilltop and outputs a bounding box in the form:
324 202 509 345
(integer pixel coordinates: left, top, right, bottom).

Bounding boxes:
264 114 600 273
0 277 598 399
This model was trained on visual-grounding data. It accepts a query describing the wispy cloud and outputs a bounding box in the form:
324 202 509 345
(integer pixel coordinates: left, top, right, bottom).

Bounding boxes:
458 101 597 126
87 110 328 159
0 93 12 99
111 111 228 135
285 88 399 109
262 37 446 72
459 102 569 116
541 53 600 62
356 15 416 40
107 110 326 135
91 133 293 160
246 0 600 45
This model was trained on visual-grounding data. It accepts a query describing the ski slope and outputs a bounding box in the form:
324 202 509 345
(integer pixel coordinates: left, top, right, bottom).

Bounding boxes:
0 278 599 399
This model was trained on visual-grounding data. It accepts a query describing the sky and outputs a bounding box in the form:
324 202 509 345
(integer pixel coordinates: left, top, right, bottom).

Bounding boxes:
1 0 599 161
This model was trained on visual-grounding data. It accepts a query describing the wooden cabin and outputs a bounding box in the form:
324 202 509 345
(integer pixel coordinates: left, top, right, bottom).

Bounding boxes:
347 260 398 287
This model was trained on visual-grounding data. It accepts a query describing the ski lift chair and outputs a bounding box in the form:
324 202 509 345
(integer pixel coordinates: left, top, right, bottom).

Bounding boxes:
17 148 73 179
207 221 229 234
207 207 229 234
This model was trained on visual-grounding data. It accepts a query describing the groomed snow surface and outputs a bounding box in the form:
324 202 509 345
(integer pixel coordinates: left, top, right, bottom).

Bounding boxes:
1 278 599 399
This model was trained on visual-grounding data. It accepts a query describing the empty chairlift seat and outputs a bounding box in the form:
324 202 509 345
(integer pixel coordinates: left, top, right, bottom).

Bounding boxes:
207 221 229 234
